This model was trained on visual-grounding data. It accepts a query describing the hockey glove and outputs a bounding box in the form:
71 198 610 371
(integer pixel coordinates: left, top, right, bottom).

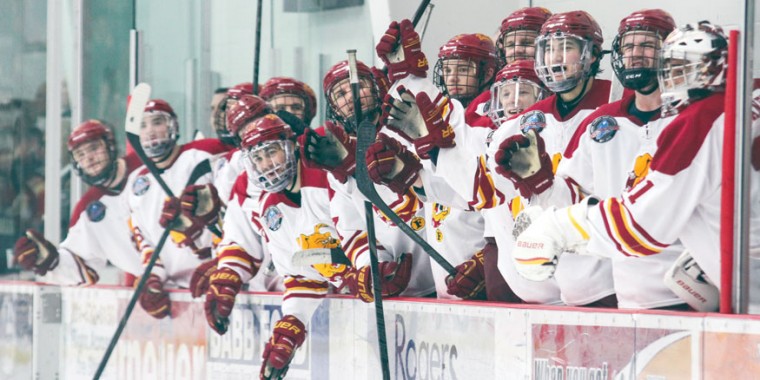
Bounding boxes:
260 314 307 380
493 129 554 198
13 229 60 276
159 196 182 228
189 257 218 298
664 251 719 312
413 90 456 159
180 184 222 227
138 274 171 319
365 134 422 195
383 88 424 139
512 197 598 281
205 267 243 335
445 249 487 300
342 253 413 303
375 19 428 81
300 122 357 183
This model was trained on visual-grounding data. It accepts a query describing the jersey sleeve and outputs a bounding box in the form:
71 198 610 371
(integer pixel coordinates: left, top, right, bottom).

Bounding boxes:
216 192 264 282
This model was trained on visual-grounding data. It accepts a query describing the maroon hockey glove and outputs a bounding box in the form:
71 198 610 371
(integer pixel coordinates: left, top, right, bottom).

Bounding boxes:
342 253 413 303
365 135 422 195
376 19 428 81
301 122 357 183
13 229 60 276
445 250 487 300
180 184 222 227
138 274 171 319
159 196 182 228
493 129 554 198
189 257 218 298
413 90 456 159
371 66 392 100
205 267 243 335
260 314 307 380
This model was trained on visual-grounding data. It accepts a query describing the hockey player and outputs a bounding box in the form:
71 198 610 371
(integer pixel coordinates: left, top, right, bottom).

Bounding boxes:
511 22 759 312
259 77 318 128
303 59 434 300
495 7 553 65
199 115 411 379
210 87 229 139
212 82 255 146
525 10 684 309
127 99 228 319
14 120 143 285
488 60 550 126
432 33 498 128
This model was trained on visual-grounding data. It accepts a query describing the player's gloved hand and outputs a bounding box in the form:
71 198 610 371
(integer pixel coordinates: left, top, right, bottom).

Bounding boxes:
13 229 60 276
159 196 182 228
204 267 243 335
365 134 422 195
180 184 222 227
512 197 599 281
382 88 424 140
300 121 357 183
371 67 392 100
260 314 307 380
138 274 171 319
189 257 218 298
342 253 413 303
445 250 487 300
376 19 428 81
493 129 554 198
412 89 456 159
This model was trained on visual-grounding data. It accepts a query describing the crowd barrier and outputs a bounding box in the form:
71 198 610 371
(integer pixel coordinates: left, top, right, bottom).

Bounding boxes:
1 281 759 379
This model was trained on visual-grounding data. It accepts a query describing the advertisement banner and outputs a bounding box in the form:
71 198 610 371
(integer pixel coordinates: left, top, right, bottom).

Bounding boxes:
206 293 330 380
703 316 760 377
0 286 34 380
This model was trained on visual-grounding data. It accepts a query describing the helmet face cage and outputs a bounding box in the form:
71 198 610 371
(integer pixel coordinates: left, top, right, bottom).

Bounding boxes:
434 58 486 106
140 111 179 158
325 76 379 133
213 96 237 145
70 136 117 186
488 79 548 126
612 29 663 92
535 33 594 93
242 139 297 193
657 23 727 116
497 30 540 65
268 93 308 123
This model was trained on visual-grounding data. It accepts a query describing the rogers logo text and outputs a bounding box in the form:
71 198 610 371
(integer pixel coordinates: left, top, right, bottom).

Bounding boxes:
395 314 459 379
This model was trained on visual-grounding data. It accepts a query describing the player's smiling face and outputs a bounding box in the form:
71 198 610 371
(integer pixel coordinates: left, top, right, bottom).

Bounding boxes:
249 141 287 180
543 36 584 80
499 81 541 115
620 31 659 70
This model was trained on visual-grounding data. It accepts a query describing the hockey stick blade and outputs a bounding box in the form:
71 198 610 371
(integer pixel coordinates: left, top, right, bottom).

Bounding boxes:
291 247 352 266
125 83 151 135
354 120 456 275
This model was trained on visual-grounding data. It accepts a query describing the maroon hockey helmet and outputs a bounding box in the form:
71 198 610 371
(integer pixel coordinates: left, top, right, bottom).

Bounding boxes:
612 9 676 93
226 94 273 139
534 11 604 93
322 59 381 133
497 7 553 64
489 60 549 125
68 119 119 186
434 33 498 105
260 77 318 125
144 98 177 117
227 82 254 100
240 114 297 193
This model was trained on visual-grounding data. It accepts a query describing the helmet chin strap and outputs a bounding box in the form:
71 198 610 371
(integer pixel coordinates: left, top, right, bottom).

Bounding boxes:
636 81 659 95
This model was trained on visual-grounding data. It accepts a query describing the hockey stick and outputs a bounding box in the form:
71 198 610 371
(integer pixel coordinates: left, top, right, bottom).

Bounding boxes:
252 0 263 95
348 50 391 380
411 0 431 26
94 85 213 379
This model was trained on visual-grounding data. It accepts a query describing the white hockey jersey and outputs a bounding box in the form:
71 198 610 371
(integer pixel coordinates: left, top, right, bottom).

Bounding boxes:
248 161 343 324
585 93 760 290
127 139 228 288
484 80 616 306
213 148 244 205
43 154 144 285
541 94 682 309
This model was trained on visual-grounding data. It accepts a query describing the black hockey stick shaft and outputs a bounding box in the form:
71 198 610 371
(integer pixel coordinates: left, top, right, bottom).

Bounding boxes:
411 0 432 27
348 50 390 380
94 147 213 379
252 0 263 95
